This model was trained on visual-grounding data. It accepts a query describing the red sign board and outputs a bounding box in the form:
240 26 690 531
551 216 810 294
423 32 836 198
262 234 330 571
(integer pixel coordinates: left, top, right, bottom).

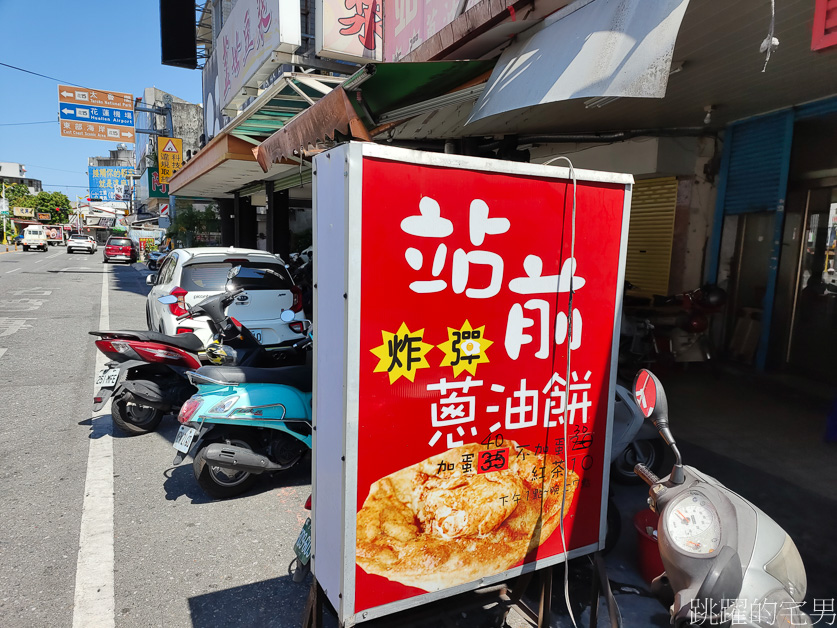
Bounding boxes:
313 143 632 624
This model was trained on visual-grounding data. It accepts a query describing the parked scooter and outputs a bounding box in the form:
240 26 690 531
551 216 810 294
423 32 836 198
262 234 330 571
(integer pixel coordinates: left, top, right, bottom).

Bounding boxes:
90 272 289 435
171 313 313 499
623 284 726 367
631 369 811 627
290 493 312 582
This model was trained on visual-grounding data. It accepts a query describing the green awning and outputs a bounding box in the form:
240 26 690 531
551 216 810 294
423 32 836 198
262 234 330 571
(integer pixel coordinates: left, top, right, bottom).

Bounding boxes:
254 60 496 169
343 60 495 122
227 74 347 146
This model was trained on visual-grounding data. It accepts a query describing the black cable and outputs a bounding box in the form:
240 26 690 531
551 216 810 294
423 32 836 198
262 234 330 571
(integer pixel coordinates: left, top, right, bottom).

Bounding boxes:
0 62 84 87
0 120 58 127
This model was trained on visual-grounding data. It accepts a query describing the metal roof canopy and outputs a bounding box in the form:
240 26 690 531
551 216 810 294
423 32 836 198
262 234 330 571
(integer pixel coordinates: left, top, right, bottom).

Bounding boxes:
168 73 346 199
436 0 837 137
254 61 494 168
227 73 347 146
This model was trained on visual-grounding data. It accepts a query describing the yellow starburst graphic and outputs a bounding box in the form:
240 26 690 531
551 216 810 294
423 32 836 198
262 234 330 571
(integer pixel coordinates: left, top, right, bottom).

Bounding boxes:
370 322 434 384
437 320 493 377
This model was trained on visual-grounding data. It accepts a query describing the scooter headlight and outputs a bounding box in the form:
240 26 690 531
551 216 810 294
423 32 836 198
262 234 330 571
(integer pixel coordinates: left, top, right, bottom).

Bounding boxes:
208 396 239 415
764 534 807 602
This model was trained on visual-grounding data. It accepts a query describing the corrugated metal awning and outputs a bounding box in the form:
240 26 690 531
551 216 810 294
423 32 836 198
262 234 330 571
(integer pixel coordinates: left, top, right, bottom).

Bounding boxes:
467 0 691 128
253 61 495 170
167 73 346 198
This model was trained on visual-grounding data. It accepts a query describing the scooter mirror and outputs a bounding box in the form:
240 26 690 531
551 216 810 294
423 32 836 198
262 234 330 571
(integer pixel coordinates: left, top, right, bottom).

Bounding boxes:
632 369 668 429
633 369 684 484
280 309 296 323
157 295 178 305
227 265 242 280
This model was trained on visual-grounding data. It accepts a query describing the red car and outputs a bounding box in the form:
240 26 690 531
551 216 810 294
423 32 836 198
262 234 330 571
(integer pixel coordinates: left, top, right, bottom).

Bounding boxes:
102 236 138 264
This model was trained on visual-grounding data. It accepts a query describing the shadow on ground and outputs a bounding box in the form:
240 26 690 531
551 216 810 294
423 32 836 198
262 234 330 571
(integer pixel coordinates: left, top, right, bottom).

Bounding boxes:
187 574 313 628
155 413 313 504
109 262 152 298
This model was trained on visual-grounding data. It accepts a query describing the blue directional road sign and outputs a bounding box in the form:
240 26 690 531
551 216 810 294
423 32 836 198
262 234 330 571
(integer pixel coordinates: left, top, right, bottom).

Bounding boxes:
59 104 134 127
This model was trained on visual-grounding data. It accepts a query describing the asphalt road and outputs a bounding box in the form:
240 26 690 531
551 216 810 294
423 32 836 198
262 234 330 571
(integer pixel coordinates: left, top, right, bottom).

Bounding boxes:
0 246 312 628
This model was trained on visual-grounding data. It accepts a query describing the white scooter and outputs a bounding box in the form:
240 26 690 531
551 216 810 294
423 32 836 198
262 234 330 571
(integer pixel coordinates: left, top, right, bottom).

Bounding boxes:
631 369 811 627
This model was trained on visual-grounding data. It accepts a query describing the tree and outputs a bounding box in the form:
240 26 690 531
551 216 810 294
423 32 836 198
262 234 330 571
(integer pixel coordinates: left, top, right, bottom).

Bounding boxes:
166 203 220 247
3 185 71 224
4 183 32 208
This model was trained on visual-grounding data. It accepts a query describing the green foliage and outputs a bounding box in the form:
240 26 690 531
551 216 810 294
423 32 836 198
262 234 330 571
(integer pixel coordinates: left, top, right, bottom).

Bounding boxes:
166 203 220 247
291 228 312 253
3 185 71 224
4 183 31 207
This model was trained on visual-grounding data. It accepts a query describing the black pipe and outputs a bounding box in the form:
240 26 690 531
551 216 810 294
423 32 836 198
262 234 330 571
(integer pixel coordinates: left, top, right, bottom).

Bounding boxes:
479 128 714 151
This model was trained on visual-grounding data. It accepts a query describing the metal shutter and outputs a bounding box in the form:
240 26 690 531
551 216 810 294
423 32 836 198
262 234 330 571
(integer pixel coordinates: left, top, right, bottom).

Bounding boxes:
624 177 678 295
722 112 794 215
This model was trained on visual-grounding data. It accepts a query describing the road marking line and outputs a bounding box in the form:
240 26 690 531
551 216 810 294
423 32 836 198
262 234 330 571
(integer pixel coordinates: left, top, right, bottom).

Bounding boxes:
48 252 61 258
72 265 114 628
0 348 6 360
6 268 21 274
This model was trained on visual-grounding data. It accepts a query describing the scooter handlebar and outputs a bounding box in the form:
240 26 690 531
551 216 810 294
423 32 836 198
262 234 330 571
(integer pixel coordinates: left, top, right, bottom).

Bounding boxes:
634 463 660 487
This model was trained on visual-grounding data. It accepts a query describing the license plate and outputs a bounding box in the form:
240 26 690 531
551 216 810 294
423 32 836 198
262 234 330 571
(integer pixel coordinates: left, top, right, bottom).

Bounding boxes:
251 329 262 343
293 517 312 565
173 425 197 453
95 368 119 387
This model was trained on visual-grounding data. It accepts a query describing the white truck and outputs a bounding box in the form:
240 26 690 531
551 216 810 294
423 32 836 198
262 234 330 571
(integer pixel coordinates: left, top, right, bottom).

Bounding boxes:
22 225 49 252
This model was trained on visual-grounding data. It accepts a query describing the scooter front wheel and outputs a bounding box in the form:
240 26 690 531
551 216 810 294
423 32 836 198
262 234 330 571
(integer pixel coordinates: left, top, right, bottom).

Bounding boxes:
193 435 258 500
111 394 164 435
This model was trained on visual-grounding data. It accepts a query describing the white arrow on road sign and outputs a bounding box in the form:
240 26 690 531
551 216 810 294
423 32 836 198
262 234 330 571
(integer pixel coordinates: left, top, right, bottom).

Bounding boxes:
62 107 74 114
121 132 132 137
60 90 73 97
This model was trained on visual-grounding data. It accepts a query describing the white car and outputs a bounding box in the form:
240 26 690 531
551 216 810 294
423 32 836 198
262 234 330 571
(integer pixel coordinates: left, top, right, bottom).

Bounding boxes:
144 247 306 347
66 234 98 254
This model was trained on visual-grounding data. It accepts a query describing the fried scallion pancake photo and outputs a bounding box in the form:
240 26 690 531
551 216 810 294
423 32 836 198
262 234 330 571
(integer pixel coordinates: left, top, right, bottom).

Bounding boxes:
355 442 579 591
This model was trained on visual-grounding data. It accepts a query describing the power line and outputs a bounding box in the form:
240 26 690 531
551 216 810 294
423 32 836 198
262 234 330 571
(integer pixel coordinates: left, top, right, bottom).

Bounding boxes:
26 164 88 174
0 62 84 87
0 120 58 127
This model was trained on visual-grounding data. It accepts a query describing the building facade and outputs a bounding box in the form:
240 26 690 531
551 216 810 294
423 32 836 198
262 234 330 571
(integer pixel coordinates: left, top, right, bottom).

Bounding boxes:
0 162 43 194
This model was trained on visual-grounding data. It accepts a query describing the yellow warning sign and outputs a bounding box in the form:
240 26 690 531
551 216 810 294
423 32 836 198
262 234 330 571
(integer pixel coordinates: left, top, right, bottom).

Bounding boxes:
158 137 183 184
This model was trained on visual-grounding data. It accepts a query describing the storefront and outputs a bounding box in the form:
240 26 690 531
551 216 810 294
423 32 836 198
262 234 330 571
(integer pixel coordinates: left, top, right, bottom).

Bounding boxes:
707 97 837 380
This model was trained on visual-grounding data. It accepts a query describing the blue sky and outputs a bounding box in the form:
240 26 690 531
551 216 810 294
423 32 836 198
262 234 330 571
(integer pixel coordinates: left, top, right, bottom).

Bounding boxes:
0 0 202 200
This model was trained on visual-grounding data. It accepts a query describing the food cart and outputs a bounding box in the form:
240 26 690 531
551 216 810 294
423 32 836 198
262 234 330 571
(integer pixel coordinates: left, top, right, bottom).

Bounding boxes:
309 143 633 626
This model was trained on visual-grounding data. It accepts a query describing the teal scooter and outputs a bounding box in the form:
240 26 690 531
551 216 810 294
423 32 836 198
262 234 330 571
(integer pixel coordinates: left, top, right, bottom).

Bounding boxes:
171 310 312 500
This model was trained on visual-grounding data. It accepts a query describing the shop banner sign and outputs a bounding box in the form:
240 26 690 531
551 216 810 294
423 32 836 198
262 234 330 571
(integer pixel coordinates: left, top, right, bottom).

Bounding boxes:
316 0 382 62
13 207 35 218
146 166 170 198
89 166 131 202
37 212 52 221
217 0 302 111
383 0 458 61
313 143 633 624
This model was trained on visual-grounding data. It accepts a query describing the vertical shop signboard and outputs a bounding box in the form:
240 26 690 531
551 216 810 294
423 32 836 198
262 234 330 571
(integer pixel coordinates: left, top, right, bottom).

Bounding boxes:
313 143 632 625
158 137 183 185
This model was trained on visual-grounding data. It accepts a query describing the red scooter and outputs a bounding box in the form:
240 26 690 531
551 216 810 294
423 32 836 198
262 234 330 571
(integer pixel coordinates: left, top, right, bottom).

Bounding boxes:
623 284 726 367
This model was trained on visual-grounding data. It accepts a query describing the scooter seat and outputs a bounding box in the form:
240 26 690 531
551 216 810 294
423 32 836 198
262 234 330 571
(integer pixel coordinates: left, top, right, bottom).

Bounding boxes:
196 365 313 391
91 330 204 353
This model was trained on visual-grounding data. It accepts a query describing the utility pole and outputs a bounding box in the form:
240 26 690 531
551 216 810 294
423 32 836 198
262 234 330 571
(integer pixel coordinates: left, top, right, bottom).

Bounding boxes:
2 182 7 249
